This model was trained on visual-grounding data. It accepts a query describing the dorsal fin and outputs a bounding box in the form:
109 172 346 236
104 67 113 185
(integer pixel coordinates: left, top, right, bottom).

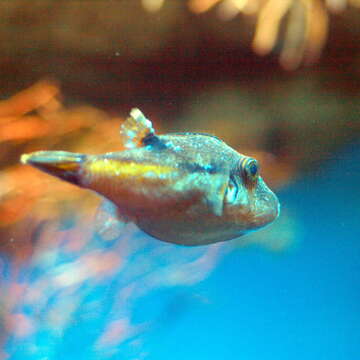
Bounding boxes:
120 108 156 149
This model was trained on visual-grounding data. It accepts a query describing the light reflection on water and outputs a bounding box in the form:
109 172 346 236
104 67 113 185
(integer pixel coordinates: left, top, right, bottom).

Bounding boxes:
1 219 227 359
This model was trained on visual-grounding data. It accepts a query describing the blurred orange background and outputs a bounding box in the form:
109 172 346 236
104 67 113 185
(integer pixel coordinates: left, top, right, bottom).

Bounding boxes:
0 0 359 261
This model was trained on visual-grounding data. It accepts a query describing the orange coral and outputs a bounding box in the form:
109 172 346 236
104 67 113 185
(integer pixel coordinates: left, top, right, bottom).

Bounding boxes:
0 81 123 260
145 0 359 69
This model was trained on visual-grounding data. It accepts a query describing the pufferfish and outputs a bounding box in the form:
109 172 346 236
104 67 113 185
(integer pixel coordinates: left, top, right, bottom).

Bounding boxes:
21 109 279 246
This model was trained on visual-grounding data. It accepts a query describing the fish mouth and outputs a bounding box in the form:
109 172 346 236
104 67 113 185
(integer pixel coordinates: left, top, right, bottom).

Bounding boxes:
253 191 280 228
21 151 86 186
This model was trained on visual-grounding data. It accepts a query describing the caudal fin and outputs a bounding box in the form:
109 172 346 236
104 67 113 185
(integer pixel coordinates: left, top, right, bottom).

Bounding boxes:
21 151 86 186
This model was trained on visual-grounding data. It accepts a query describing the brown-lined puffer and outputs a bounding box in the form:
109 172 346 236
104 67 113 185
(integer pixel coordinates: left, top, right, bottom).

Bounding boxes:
21 109 279 246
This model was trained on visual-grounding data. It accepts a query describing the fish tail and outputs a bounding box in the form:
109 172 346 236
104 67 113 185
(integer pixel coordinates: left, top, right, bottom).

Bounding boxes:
21 151 87 186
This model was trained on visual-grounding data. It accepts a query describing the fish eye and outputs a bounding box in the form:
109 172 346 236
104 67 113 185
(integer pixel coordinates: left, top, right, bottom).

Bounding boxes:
225 176 238 204
240 157 259 185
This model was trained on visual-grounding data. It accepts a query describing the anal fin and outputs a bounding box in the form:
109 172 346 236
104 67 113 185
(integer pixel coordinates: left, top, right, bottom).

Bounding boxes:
94 199 129 241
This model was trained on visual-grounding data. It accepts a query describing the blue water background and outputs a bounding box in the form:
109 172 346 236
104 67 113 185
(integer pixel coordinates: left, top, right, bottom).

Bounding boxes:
3 141 360 359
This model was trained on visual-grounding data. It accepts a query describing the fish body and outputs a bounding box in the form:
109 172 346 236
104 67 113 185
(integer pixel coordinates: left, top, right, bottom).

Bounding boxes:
21 109 279 246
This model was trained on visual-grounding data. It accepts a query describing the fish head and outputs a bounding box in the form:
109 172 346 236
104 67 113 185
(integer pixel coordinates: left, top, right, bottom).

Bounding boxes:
221 154 280 237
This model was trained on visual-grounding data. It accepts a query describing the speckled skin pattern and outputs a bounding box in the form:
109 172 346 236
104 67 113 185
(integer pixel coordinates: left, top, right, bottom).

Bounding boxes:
21 111 279 246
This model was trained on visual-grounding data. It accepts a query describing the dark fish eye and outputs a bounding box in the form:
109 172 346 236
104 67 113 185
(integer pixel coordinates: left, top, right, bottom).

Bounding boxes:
248 161 258 177
240 157 259 185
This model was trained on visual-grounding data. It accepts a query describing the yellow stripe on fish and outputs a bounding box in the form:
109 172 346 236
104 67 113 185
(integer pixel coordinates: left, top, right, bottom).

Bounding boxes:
87 159 175 179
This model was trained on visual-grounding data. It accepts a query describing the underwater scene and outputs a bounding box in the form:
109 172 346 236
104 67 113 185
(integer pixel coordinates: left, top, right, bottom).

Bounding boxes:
0 1 359 359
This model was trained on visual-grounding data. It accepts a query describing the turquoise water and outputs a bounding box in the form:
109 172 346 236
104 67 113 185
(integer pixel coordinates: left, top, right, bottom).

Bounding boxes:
3 142 360 359
148 142 360 360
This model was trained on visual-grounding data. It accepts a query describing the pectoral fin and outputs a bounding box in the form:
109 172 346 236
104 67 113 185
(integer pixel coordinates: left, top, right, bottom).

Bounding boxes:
203 173 228 216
